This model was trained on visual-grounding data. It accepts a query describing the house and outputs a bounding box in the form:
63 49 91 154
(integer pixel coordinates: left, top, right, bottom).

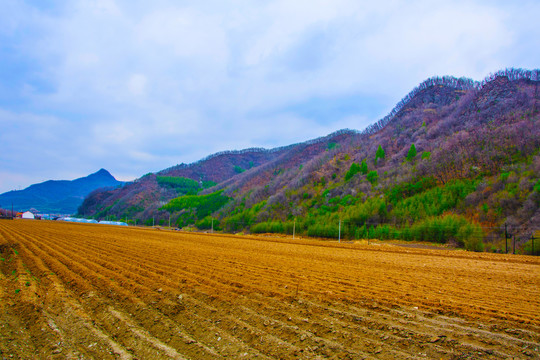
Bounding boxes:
22 211 35 219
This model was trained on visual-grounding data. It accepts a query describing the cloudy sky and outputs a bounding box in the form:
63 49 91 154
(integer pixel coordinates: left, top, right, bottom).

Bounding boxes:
0 0 539 193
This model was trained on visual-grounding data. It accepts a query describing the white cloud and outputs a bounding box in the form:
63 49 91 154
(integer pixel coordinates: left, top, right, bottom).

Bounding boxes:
363 2 511 77
135 8 228 60
0 109 88 188
0 0 538 192
128 74 147 96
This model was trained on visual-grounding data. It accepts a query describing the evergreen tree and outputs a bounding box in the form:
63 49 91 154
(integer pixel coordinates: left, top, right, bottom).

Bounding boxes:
406 143 417 161
345 163 361 181
375 145 385 163
360 159 368 174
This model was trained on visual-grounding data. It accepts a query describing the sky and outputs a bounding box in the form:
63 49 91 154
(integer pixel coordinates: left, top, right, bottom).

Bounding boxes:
1 0 539 193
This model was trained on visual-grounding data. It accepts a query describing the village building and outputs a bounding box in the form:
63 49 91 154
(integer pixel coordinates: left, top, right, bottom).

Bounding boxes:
22 211 35 219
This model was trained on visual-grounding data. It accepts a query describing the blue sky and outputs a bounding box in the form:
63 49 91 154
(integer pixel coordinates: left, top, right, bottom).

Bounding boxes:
1 0 539 193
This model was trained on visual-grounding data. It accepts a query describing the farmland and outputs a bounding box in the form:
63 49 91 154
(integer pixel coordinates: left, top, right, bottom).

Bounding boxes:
0 220 539 359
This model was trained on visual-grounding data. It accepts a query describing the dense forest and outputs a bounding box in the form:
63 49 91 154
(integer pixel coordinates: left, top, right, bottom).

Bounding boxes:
78 68 540 254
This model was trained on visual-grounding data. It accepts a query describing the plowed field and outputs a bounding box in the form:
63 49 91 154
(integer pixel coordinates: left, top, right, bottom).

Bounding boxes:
0 220 539 359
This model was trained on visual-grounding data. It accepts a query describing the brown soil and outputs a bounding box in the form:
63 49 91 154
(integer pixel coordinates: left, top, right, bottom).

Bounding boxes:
0 220 539 359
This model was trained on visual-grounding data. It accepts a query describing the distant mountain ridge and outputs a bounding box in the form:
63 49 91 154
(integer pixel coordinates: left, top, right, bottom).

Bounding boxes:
0 169 123 214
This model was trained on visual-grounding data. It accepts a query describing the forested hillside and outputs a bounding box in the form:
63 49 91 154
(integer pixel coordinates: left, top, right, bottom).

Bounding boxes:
78 130 357 224
78 68 540 253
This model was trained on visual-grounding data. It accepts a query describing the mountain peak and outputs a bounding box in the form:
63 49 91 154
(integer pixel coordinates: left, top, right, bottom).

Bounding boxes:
0 169 123 214
89 168 115 180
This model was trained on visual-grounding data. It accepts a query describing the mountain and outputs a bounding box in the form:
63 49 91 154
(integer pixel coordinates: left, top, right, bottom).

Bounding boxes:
78 130 356 221
78 68 540 253
0 169 123 214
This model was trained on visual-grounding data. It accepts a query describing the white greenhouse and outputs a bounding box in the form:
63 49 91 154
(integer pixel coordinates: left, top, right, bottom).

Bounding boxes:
60 217 98 224
98 220 128 226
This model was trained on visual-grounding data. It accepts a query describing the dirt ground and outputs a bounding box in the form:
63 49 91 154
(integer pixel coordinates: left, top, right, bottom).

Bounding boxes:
0 220 539 359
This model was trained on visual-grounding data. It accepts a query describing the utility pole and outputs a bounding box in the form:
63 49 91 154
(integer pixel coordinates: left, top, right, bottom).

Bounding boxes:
531 234 535 256
211 218 214 234
505 224 508 254
338 219 341 243
367 220 371 245
293 218 296 239
152 217 155 228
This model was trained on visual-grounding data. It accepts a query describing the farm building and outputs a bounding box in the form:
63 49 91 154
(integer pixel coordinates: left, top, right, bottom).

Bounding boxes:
22 211 35 219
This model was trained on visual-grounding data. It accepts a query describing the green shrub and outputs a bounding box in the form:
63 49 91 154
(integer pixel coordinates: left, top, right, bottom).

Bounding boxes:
407 215 467 243
397 214 484 249
202 181 217 189
345 162 361 181
386 176 437 204
156 176 200 195
234 165 245 174
251 221 287 234
457 224 485 252
367 171 378 184
162 191 231 221
307 223 339 238
196 216 219 230
391 179 477 222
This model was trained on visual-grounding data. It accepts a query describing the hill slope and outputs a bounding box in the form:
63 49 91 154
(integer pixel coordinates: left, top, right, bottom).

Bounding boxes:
0 169 123 214
78 130 358 221
79 69 540 252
